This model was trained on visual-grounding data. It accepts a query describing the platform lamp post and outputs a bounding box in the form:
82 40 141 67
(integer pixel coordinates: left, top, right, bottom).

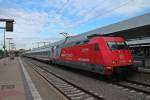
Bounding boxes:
3 28 6 57
43 42 46 47
10 43 16 50
37 42 40 48
9 43 15 58
0 27 6 57
32 43 35 49
6 37 13 56
0 18 14 58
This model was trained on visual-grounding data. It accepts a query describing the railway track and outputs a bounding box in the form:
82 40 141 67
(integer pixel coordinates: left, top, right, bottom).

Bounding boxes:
111 79 150 95
26 59 105 100
24 57 150 99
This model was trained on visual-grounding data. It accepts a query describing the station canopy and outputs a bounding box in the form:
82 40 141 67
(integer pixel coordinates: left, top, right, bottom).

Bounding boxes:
78 12 150 41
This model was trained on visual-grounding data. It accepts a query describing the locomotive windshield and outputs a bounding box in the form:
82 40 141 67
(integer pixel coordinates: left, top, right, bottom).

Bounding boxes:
108 41 128 50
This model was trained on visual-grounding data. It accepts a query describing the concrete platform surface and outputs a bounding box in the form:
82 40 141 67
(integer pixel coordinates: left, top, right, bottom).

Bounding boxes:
138 67 150 73
0 57 26 100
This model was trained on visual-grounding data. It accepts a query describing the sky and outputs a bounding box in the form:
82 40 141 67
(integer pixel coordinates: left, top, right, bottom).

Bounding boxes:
0 0 150 50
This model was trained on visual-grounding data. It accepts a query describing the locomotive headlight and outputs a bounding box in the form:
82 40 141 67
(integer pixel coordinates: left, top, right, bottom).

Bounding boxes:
106 66 112 70
129 59 132 63
112 60 116 64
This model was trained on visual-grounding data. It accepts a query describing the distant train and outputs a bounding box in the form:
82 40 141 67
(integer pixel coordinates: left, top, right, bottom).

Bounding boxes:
23 35 135 77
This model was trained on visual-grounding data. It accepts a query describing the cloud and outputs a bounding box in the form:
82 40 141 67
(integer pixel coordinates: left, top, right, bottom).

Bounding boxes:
45 0 150 30
114 0 150 16
3 9 48 35
63 0 150 27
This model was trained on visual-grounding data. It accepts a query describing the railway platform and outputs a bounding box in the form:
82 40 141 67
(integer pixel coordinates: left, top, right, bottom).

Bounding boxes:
134 60 150 73
0 57 27 100
138 67 150 73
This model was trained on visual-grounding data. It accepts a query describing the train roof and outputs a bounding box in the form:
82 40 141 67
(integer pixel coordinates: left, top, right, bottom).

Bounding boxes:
25 47 50 54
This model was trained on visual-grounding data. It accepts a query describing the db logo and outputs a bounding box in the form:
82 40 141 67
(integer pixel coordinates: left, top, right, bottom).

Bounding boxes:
81 48 89 52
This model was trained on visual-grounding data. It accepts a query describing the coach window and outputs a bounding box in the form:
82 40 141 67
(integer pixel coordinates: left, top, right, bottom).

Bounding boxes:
51 46 54 54
43 51 45 55
46 51 48 55
56 45 60 56
44 51 47 55
45 51 48 55
48 50 50 56
76 41 80 45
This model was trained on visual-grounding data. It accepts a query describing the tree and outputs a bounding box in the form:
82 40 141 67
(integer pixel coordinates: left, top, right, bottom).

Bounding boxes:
0 49 4 58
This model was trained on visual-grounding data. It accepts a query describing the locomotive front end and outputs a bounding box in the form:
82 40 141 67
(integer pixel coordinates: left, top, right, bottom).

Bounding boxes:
103 37 135 77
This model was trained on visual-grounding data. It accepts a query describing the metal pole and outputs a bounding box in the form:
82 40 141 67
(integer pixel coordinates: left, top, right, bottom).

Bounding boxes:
38 42 39 48
9 39 10 54
6 38 13 56
43 42 46 46
3 28 6 57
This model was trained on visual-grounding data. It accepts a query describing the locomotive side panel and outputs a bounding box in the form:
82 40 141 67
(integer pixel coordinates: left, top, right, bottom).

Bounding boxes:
59 43 106 74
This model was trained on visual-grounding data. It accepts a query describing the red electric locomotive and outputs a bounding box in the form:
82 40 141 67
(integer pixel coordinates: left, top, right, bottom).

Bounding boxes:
59 36 134 76
24 35 135 77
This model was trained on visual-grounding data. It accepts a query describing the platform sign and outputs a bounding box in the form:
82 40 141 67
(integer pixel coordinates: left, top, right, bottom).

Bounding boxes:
6 21 13 32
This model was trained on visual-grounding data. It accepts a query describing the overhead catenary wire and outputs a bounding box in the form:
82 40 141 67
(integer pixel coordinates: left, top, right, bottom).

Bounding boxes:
48 0 135 27
75 0 135 26
55 0 70 14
